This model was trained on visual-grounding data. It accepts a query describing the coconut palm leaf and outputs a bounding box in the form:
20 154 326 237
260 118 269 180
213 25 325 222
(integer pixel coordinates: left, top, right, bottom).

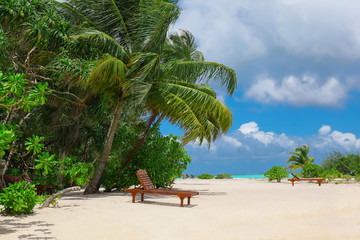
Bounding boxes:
147 80 232 144
286 144 314 172
58 0 130 42
164 61 236 95
164 29 204 62
70 30 129 61
54 1 98 29
86 55 128 99
133 0 180 53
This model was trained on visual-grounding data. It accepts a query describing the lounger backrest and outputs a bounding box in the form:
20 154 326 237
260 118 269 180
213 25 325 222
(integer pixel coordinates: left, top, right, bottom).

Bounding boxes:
291 173 300 179
136 170 155 190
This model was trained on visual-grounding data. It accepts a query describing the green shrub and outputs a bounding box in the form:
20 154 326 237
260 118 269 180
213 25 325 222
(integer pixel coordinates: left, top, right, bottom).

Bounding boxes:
322 152 360 175
215 174 233 179
355 175 360 182
320 168 342 181
101 129 191 191
264 166 289 182
301 164 323 178
198 174 214 179
0 181 37 215
343 174 352 182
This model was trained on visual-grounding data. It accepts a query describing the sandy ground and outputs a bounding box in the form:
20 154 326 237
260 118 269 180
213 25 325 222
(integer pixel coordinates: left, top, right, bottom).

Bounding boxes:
1 179 360 240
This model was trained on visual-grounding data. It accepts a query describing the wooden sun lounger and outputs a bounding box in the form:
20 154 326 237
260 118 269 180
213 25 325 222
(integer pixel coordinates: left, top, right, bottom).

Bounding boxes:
288 173 325 186
125 170 199 207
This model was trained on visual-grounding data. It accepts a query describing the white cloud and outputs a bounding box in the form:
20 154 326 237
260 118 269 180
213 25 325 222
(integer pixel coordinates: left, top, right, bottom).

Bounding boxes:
174 0 360 65
239 121 259 134
222 136 243 148
319 125 331 135
244 75 348 107
238 122 295 148
329 131 360 151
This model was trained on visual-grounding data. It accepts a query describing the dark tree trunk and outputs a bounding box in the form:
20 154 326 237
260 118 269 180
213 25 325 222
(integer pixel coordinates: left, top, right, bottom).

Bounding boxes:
83 100 123 194
119 114 164 170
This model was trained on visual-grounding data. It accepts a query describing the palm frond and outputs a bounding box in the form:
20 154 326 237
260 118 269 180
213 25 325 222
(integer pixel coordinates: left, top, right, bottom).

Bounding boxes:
60 0 130 43
164 29 204 62
165 61 237 95
54 1 98 29
70 30 129 61
86 55 128 99
146 80 232 145
132 0 180 53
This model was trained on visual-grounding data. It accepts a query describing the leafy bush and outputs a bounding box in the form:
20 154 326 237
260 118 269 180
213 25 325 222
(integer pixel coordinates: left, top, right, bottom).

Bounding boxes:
198 174 214 179
322 152 360 176
264 166 289 182
101 128 191 191
215 174 232 179
355 175 360 182
301 164 323 178
342 174 352 182
0 181 37 215
58 157 94 187
320 168 343 181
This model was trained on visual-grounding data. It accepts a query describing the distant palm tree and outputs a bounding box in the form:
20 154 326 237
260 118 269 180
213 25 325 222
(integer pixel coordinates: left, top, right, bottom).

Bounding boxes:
286 144 314 172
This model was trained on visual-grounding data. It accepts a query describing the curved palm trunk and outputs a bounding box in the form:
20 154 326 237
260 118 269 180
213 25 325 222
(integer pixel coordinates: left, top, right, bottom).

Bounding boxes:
119 114 161 171
84 100 123 194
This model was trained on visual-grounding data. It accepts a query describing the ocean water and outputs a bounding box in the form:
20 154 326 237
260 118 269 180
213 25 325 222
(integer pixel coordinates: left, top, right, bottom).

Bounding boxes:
232 174 265 179
178 174 266 179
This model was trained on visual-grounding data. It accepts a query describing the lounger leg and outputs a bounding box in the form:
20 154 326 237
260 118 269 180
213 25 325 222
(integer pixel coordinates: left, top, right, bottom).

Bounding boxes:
141 193 144 201
180 196 185 207
131 193 137 203
187 197 191 205
318 181 321 186
292 181 294 186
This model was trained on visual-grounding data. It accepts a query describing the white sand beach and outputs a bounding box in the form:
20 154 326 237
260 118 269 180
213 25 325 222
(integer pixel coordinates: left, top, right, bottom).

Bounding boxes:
1 179 360 240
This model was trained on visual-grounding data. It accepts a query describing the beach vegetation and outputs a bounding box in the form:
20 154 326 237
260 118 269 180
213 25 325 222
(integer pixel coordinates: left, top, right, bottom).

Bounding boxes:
342 174 352 182
321 152 360 176
215 174 233 179
56 0 236 194
355 175 360 182
321 168 343 181
264 166 288 182
0 181 37 215
300 164 323 178
286 144 314 172
102 127 191 191
198 174 214 179
0 0 236 197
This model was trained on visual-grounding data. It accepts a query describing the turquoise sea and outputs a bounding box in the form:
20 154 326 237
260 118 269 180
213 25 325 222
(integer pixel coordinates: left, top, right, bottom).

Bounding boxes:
232 174 265 179
179 174 265 179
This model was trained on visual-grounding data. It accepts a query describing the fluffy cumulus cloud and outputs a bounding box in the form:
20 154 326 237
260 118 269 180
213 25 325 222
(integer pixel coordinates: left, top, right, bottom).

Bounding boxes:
184 121 360 174
174 0 360 63
244 75 349 107
173 0 360 107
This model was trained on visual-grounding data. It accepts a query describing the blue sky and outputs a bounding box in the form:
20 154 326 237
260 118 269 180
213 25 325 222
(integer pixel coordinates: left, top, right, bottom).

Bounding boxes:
160 0 360 175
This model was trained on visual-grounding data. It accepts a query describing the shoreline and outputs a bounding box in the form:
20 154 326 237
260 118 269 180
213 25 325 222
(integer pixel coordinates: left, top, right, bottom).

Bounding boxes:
1 179 360 240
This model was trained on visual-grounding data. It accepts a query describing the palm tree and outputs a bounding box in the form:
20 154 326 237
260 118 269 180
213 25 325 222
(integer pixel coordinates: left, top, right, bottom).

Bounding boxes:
56 0 237 194
286 144 314 173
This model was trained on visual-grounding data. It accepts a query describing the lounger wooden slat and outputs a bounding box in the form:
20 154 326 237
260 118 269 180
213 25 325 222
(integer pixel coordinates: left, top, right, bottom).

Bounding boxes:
125 170 199 207
288 173 325 186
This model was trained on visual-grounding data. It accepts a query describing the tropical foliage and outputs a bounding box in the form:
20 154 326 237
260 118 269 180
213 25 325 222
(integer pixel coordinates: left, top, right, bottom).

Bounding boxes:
264 166 288 182
286 144 314 172
198 174 214 179
0 181 37 215
0 0 237 203
55 0 236 194
215 174 232 179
